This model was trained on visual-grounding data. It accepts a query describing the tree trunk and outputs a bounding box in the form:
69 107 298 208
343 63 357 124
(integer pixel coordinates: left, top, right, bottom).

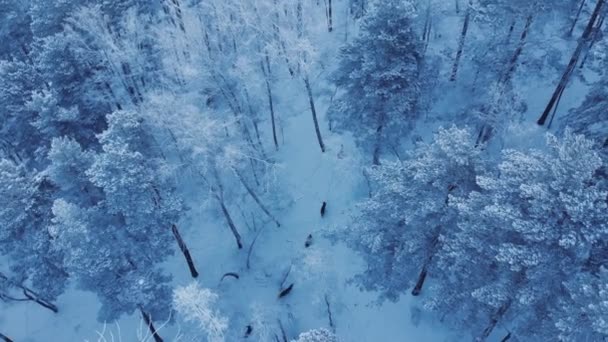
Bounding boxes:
304 75 326 153
171 225 199 278
538 0 605 125
328 0 333 32
261 57 279 150
220 200 243 249
140 308 163 342
273 0 295 76
411 265 428 296
324 294 335 331
0 272 58 313
372 112 386 165
476 301 512 341
21 286 59 313
0 332 13 342
422 0 432 54
579 12 605 69
411 234 440 296
505 19 516 45
234 169 281 227
569 0 587 37
450 0 472 81
501 15 533 83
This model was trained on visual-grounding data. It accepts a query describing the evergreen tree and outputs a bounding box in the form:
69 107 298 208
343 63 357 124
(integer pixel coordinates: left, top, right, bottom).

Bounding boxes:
342 126 485 299
432 130 608 340
330 0 423 164
291 328 337 342
556 267 608 341
0 160 67 307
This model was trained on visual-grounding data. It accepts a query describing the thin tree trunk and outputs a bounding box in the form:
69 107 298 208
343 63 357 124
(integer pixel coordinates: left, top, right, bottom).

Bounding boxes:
476 301 512 341
21 287 59 313
372 112 386 165
505 19 517 45
171 225 199 278
411 234 440 296
0 273 60 314
537 0 605 125
278 319 289 342
411 265 428 296
140 308 163 342
450 0 472 81
273 0 295 76
579 13 605 69
261 57 279 150
324 294 335 332
328 0 333 32
422 0 432 54
569 0 587 36
547 85 566 129
304 75 326 153
220 200 243 249
234 169 281 227
0 332 13 342
501 15 533 83
455 0 460 14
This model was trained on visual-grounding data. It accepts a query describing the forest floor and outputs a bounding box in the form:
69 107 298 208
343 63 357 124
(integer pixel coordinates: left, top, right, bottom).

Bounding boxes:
0 1 593 341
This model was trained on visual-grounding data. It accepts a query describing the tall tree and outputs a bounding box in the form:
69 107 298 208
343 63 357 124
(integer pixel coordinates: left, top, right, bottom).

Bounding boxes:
342 126 485 299
0 160 66 310
433 130 608 340
330 0 423 164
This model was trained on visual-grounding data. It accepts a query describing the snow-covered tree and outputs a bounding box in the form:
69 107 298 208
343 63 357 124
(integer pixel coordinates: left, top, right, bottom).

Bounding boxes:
562 33 608 149
173 282 228 342
556 267 608 341
330 0 423 164
433 130 608 340
342 126 486 299
291 328 337 342
0 160 66 309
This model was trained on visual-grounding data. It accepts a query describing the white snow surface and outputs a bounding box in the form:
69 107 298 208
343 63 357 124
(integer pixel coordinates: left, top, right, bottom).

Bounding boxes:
0 1 592 341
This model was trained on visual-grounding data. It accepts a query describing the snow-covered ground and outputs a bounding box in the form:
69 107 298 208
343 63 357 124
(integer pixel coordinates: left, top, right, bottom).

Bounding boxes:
1 1 594 341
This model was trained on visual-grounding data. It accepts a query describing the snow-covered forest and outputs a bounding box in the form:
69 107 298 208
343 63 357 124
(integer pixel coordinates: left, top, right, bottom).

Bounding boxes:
1 0 607 341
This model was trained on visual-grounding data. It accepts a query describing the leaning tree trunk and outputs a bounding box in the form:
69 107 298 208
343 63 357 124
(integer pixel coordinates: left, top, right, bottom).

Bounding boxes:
568 0 587 37
21 286 59 313
0 273 59 314
219 199 243 249
412 186 457 296
200 170 244 250
421 0 432 54
261 56 279 150
450 0 472 81
500 332 512 342
579 12 605 69
476 301 512 341
537 0 605 125
233 168 281 227
411 233 440 296
140 308 163 342
171 225 199 278
505 19 516 45
0 332 13 342
501 15 533 83
304 75 326 153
